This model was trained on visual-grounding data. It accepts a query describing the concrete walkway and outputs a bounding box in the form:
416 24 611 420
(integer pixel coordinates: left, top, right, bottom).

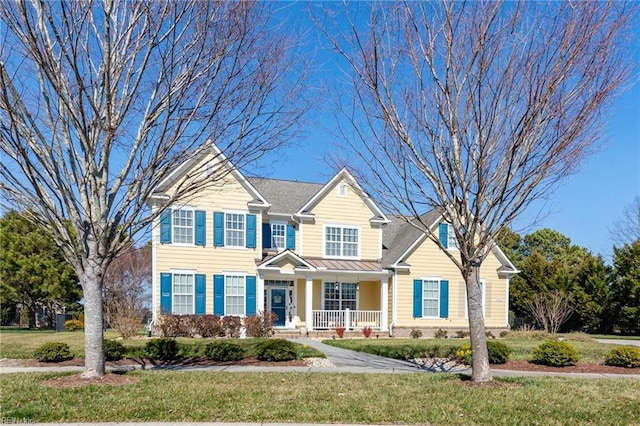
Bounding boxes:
595 338 640 347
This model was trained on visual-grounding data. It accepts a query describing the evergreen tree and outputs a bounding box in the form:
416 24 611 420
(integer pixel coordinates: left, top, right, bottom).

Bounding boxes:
609 241 640 334
0 211 80 328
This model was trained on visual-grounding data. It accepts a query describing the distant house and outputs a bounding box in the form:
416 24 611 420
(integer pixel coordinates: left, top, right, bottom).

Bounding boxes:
149 144 517 336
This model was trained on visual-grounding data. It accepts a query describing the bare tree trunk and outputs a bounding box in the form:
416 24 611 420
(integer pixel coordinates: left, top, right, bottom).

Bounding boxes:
80 256 105 378
465 266 491 382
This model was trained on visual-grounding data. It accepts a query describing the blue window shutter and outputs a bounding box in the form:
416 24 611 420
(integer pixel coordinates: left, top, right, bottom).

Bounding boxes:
413 279 423 318
195 274 206 314
194 211 206 246
160 209 172 244
213 275 224 315
214 212 224 247
440 280 449 318
262 223 272 249
246 276 256 316
246 214 257 248
160 273 172 314
439 223 449 248
286 224 296 250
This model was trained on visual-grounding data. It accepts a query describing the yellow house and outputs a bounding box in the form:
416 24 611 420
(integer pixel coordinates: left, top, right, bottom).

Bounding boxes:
150 146 517 335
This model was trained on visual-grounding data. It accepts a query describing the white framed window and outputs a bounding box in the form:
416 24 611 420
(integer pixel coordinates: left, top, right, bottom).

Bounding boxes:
271 221 286 250
337 183 348 197
173 209 194 244
465 279 486 318
323 282 357 311
225 213 245 247
446 223 458 249
324 225 359 258
422 279 440 318
225 275 245 315
173 273 194 314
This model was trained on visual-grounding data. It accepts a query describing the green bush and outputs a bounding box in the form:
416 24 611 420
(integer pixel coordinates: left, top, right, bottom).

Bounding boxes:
255 339 297 362
144 338 178 360
604 346 640 368
34 342 73 362
103 339 126 361
487 341 511 364
64 319 84 331
205 340 245 362
531 340 579 367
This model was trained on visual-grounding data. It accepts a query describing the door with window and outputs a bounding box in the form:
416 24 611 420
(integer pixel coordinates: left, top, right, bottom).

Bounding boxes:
270 288 287 327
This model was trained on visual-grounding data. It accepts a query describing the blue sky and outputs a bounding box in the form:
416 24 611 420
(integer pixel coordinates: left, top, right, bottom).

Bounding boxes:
256 2 640 260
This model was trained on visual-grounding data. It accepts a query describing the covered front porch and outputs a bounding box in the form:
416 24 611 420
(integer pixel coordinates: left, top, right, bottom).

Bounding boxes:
257 251 391 331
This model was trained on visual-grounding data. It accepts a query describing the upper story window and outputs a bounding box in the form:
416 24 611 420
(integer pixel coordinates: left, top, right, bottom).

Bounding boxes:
337 183 348 197
271 222 286 250
173 209 194 244
325 225 359 258
225 213 245 247
439 222 459 250
160 208 206 246
213 211 256 249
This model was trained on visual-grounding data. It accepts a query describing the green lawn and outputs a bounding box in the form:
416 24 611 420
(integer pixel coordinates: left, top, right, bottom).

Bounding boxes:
0 330 323 359
1 371 638 425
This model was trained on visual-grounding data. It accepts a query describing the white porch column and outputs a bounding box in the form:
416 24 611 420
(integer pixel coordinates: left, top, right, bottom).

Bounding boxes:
381 278 389 331
305 275 313 331
257 272 265 314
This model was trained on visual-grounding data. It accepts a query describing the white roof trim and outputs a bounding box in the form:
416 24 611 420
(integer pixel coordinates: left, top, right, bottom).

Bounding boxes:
151 141 270 208
295 167 390 223
257 250 317 271
389 213 518 274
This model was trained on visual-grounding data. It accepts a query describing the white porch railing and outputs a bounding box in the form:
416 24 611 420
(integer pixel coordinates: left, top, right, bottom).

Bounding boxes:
312 309 381 330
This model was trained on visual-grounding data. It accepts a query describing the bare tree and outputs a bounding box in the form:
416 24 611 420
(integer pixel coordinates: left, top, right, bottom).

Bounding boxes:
610 196 640 246
315 1 636 382
524 290 575 335
0 1 307 377
104 245 151 339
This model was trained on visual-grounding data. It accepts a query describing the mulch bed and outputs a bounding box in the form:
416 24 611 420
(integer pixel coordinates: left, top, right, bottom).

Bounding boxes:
490 359 639 375
0 356 306 368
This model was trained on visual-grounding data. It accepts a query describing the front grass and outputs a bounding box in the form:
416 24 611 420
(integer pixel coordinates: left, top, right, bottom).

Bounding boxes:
325 337 617 364
1 372 638 425
0 330 323 360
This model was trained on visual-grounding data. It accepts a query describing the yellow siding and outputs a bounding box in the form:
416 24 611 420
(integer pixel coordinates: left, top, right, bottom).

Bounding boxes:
296 278 306 323
302 178 381 260
312 279 323 310
395 236 508 328
358 281 380 310
154 154 262 316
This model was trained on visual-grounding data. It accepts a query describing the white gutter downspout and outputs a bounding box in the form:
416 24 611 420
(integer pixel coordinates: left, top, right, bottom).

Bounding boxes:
390 269 398 337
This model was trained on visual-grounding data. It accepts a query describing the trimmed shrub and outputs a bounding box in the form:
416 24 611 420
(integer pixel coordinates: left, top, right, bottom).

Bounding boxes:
531 340 579 367
103 339 126 361
198 315 225 338
244 312 277 338
64 319 84 331
256 339 297 362
434 328 448 339
410 329 423 339
222 316 242 338
604 346 640 368
456 330 470 338
145 338 178 360
487 341 511 364
34 342 73 362
205 340 245 362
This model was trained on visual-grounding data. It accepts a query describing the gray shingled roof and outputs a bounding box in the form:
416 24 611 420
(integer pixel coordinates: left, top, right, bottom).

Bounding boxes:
381 210 441 268
247 177 323 215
